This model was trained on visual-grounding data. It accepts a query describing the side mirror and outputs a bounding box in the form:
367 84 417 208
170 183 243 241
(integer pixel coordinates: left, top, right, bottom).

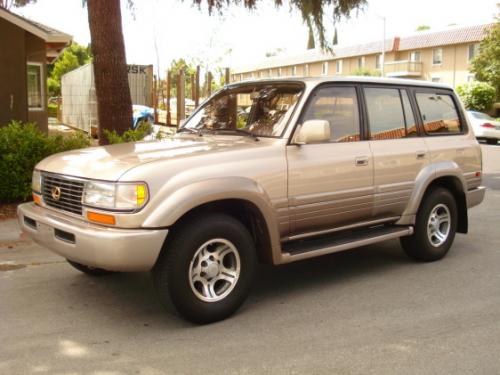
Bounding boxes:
294 120 330 144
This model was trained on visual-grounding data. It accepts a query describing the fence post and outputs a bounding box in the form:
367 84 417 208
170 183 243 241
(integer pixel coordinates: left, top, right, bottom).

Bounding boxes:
225 67 230 85
207 71 212 97
195 65 200 107
153 75 158 123
166 70 171 126
177 70 185 126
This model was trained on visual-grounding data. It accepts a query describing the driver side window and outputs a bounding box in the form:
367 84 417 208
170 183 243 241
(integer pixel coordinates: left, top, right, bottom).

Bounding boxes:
302 86 361 142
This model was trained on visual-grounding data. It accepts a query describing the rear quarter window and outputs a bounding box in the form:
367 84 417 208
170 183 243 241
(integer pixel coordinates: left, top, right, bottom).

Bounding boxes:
415 92 463 135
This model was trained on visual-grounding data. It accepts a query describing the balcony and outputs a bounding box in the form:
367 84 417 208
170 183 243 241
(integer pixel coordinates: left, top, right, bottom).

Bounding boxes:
384 60 423 78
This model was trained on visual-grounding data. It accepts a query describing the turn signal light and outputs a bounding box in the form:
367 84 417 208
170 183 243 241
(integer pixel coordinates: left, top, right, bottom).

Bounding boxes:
33 193 41 206
87 211 116 225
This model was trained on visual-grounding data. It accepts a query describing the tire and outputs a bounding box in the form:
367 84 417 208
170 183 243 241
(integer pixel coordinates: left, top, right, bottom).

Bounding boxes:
400 187 458 262
153 214 257 324
67 260 116 276
486 139 498 145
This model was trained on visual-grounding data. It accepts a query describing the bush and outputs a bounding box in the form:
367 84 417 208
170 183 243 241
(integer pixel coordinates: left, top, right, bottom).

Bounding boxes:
0 121 90 203
103 121 153 144
352 67 381 77
47 103 58 118
456 81 496 113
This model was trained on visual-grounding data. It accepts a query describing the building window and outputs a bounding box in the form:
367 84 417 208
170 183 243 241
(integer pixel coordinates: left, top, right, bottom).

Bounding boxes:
335 60 343 74
410 51 421 62
375 54 382 70
240 74 243 81
468 43 480 62
431 77 441 83
304 64 309 76
357 56 365 69
321 61 329 75
291 66 297 76
27 63 43 110
277 67 282 77
432 48 443 65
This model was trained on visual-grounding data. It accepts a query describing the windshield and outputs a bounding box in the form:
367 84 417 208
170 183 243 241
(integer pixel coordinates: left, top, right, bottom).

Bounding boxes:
181 83 303 137
470 111 494 121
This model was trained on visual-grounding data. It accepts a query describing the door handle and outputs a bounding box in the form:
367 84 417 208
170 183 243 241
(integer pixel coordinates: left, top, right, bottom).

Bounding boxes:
355 156 369 166
416 150 426 159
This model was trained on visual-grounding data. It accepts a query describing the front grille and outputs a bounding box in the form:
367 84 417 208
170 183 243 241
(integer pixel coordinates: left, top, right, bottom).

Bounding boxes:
42 174 85 215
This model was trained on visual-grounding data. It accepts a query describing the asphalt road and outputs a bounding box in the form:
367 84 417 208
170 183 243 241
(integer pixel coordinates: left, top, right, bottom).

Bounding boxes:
1 145 500 375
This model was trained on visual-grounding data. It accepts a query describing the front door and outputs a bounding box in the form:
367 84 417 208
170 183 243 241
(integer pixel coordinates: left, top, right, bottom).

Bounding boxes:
287 85 374 237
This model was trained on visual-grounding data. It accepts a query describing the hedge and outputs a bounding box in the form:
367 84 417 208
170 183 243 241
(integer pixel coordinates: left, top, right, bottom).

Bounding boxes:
0 121 90 202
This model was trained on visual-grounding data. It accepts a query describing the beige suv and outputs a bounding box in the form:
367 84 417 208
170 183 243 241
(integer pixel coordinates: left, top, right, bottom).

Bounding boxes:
18 77 485 323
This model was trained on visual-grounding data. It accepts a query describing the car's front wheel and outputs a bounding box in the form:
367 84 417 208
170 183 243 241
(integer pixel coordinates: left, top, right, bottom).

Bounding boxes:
153 214 257 324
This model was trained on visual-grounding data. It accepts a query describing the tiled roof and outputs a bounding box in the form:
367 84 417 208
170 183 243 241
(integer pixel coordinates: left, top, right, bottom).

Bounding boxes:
398 24 491 51
233 23 493 74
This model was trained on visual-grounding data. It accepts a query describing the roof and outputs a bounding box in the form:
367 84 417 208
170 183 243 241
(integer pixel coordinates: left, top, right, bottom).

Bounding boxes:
233 23 492 74
225 76 453 90
0 7 72 62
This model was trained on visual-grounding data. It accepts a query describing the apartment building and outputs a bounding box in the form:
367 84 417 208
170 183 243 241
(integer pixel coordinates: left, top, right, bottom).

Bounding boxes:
231 24 492 88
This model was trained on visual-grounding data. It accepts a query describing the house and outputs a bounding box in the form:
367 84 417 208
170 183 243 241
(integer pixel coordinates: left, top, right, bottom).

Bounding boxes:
231 24 492 89
0 7 72 132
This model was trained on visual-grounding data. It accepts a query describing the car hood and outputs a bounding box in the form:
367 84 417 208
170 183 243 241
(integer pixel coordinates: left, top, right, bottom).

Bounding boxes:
36 135 266 181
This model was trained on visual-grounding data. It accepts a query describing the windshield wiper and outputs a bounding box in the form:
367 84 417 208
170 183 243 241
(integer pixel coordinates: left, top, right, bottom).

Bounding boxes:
215 128 260 141
177 127 201 135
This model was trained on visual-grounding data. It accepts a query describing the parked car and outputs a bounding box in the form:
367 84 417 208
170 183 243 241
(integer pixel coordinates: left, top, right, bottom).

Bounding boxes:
18 77 485 324
466 110 500 145
132 105 154 129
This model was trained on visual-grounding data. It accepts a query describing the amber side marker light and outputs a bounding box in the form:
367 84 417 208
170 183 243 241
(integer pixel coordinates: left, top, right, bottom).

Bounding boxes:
33 193 41 206
87 211 116 225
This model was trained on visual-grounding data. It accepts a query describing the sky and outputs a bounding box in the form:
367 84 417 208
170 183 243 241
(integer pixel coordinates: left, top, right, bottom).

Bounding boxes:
15 0 499 79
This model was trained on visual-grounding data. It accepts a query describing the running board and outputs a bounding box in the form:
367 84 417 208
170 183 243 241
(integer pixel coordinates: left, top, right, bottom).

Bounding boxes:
280 226 413 263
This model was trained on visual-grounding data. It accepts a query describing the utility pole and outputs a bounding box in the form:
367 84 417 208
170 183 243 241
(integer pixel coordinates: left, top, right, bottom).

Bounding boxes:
381 15 386 77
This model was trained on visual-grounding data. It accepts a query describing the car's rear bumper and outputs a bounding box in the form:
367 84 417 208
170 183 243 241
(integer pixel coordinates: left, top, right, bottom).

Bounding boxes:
467 186 486 208
17 203 168 272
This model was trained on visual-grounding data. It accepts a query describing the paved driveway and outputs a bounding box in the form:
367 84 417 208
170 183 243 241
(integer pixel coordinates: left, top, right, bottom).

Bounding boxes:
1 145 500 374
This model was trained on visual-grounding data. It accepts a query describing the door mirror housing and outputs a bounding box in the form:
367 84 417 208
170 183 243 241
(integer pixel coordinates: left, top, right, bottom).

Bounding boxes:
294 120 330 144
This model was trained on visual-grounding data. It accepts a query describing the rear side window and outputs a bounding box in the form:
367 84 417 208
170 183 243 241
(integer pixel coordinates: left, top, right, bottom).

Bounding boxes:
364 87 415 140
415 93 462 134
302 86 360 142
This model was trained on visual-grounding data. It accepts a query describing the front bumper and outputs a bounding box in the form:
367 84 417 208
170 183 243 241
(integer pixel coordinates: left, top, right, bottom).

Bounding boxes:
466 186 486 208
17 203 168 272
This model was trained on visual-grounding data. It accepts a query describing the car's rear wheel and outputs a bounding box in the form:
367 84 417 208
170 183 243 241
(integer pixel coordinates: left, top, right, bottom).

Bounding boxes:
153 214 257 324
67 260 115 276
400 187 457 262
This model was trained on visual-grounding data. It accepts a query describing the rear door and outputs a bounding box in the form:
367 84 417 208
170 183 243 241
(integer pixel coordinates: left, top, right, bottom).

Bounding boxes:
287 84 374 236
363 85 429 219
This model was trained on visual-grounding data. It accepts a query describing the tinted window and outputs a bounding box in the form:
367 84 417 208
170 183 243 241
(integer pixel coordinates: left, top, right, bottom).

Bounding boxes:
415 93 462 134
302 86 360 142
365 88 407 140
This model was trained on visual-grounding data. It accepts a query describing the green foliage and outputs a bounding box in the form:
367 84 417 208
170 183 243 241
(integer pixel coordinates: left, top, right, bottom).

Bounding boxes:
416 25 430 31
168 58 197 98
352 67 381 77
47 103 58 118
192 0 367 50
47 42 92 96
103 121 152 144
471 21 500 98
456 81 496 112
0 121 90 202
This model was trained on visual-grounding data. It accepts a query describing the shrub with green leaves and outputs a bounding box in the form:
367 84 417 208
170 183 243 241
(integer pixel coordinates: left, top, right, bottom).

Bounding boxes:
0 121 90 203
103 121 152 144
456 81 496 113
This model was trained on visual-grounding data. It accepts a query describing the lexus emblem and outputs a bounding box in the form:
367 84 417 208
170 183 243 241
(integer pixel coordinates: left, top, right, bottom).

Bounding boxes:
51 186 62 201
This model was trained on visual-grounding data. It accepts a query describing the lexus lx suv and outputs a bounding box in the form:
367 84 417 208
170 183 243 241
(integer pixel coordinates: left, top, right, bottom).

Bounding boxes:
18 77 485 324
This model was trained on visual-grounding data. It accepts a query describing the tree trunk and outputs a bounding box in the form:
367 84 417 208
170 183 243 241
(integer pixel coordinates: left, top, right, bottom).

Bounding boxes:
87 0 132 145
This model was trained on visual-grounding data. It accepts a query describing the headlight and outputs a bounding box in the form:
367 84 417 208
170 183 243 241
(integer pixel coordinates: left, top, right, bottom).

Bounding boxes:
83 181 149 210
32 170 42 193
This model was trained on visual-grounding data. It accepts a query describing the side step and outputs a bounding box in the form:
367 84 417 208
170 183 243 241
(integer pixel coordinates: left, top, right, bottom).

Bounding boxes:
280 225 413 263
